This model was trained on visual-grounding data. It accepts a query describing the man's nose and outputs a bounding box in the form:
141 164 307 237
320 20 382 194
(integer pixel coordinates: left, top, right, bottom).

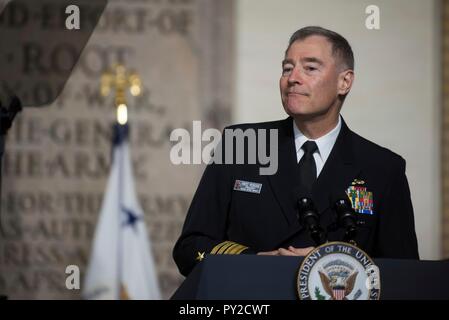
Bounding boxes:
288 67 304 85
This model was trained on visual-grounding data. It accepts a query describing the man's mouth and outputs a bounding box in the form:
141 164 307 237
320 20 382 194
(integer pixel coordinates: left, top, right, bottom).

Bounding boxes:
287 92 308 96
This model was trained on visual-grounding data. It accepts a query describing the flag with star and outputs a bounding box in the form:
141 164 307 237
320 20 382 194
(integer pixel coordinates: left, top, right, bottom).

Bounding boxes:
83 123 161 300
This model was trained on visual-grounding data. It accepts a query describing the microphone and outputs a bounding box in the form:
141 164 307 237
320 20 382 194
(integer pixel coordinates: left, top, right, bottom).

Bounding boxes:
297 197 326 246
332 194 358 243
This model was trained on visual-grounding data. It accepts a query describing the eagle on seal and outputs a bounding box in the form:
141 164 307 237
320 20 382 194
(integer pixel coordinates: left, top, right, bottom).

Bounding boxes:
318 270 358 300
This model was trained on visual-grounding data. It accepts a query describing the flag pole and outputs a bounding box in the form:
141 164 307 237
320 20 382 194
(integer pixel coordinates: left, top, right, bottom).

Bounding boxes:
84 62 159 300
100 64 142 300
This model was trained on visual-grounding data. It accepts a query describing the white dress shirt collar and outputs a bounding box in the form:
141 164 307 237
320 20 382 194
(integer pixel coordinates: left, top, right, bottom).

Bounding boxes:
293 116 342 173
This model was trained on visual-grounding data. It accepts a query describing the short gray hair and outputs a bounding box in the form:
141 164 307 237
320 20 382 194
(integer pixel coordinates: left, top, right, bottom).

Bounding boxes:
286 26 354 70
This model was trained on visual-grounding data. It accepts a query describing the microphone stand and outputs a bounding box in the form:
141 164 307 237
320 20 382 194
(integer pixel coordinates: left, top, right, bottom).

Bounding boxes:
333 198 360 246
275 197 327 248
297 197 327 246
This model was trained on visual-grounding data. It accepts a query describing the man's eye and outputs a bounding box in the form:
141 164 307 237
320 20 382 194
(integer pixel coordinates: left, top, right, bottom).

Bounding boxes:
282 68 292 75
305 66 317 71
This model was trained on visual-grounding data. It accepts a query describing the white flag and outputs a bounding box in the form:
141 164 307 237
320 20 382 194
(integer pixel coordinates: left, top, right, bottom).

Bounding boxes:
83 124 161 300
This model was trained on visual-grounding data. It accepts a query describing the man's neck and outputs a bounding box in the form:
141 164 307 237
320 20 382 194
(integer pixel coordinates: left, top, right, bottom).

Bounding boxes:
293 111 340 140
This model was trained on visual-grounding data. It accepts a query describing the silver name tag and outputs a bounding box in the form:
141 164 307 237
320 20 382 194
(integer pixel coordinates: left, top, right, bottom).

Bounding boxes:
233 180 262 194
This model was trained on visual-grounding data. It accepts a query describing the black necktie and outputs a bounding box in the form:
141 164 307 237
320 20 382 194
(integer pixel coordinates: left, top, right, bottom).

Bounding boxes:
298 141 318 192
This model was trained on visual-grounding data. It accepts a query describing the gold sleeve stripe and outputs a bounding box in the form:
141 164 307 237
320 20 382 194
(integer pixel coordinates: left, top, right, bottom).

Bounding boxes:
211 241 232 254
235 246 248 254
223 243 241 254
210 241 228 254
217 242 236 254
210 241 249 255
227 244 246 254
216 243 230 254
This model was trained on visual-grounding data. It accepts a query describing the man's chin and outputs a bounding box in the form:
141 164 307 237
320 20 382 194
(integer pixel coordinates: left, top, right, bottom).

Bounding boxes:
284 105 314 117
285 110 332 124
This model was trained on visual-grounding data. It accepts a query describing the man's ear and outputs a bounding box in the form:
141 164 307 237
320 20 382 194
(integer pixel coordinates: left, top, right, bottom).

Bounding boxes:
338 69 354 96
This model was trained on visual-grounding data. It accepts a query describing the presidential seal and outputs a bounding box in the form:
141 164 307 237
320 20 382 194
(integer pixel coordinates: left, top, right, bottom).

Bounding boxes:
297 242 381 300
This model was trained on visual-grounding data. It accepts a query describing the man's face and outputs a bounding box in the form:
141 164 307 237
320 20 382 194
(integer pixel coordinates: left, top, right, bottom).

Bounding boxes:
280 35 345 119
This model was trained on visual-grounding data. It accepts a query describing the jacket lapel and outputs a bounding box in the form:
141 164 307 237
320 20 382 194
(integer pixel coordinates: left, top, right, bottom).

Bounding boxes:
266 117 302 226
270 117 362 246
311 118 361 216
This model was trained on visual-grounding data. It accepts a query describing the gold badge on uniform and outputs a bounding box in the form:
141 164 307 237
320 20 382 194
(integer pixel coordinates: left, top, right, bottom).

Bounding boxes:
351 179 365 185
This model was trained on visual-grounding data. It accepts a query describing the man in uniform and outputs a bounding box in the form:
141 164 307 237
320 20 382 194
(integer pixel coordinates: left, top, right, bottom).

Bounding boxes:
173 26 419 277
